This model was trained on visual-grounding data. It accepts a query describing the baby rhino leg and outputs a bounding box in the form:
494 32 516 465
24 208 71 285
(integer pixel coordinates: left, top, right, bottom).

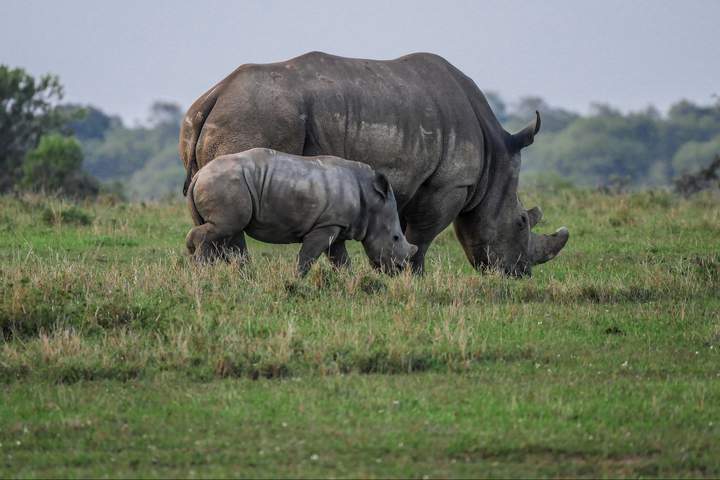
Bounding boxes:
187 171 253 264
223 232 249 264
298 226 342 277
186 223 238 263
326 241 351 270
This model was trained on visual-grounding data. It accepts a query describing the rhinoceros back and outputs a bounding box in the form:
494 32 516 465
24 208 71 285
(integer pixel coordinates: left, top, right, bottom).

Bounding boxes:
201 149 367 244
182 52 504 211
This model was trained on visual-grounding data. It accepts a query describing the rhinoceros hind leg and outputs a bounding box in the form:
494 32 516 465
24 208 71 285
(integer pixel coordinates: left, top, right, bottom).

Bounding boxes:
186 223 238 264
221 232 250 265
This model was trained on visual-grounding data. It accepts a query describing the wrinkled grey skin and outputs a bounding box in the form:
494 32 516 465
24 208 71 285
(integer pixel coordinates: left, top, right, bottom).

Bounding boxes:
185 148 418 276
180 51 568 276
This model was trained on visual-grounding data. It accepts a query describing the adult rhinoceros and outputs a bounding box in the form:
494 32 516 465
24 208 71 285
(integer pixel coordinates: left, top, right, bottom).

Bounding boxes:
179 51 568 276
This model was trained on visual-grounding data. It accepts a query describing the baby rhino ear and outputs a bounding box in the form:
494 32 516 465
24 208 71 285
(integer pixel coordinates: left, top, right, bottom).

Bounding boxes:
372 172 391 200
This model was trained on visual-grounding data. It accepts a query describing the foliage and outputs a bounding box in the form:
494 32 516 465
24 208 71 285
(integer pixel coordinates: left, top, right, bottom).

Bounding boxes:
0 65 72 191
672 133 720 174
505 95 580 133
81 127 159 180
674 154 720 197
514 99 720 187
0 189 718 476
127 144 185 199
59 104 122 141
21 133 98 197
41 204 93 226
78 101 184 199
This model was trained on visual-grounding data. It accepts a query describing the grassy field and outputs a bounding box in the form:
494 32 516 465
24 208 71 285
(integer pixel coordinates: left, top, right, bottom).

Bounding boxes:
1 186 719 477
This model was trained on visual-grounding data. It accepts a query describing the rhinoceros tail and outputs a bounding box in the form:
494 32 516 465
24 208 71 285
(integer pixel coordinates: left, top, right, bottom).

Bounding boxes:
186 173 205 226
180 85 221 196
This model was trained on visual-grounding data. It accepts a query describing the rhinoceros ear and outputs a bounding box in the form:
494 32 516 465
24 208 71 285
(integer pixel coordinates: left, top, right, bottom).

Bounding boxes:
510 110 541 150
527 206 543 228
372 172 391 200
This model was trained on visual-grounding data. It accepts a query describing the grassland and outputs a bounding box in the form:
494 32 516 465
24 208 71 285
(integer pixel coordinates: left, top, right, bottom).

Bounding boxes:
1 186 719 477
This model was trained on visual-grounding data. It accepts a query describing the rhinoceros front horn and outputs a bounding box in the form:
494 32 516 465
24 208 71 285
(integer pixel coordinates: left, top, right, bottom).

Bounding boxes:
529 227 569 265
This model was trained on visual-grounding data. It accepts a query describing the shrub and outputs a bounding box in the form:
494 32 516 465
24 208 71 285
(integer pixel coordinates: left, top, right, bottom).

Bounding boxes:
41 205 93 226
21 134 98 198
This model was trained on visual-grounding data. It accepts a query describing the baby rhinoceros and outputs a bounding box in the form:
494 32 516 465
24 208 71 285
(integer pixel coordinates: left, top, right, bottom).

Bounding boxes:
185 148 418 276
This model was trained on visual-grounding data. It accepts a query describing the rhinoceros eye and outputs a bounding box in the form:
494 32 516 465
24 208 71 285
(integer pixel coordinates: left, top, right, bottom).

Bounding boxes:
393 235 400 242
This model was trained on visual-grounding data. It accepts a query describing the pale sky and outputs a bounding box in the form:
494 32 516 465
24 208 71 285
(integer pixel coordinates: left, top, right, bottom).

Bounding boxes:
2 0 718 124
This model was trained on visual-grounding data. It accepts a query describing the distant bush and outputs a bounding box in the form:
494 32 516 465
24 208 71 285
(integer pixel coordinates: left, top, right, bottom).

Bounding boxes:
98 180 128 203
128 144 184 200
41 205 93 226
674 154 720 197
79 101 182 194
21 134 99 198
520 172 576 192
672 135 720 174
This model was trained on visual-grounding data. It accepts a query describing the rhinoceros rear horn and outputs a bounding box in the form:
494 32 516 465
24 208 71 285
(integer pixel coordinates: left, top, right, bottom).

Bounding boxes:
527 206 543 228
529 227 569 265
510 110 541 150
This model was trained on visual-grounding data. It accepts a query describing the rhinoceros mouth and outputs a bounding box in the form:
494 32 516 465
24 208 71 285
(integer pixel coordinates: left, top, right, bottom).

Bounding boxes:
369 258 410 276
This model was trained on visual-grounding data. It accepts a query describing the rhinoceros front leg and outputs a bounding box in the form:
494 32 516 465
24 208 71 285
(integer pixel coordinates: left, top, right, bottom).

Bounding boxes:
325 241 351 270
403 187 468 275
297 226 342 277
400 235 438 275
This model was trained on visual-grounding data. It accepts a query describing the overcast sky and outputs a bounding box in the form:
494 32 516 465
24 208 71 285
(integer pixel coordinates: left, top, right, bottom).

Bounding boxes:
2 0 718 124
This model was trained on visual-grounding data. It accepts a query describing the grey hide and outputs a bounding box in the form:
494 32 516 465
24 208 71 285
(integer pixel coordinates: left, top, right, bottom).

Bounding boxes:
180 51 569 276
185 148 417 276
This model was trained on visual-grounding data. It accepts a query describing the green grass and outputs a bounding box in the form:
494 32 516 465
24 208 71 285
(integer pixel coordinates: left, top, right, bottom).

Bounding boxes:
1 188 719 477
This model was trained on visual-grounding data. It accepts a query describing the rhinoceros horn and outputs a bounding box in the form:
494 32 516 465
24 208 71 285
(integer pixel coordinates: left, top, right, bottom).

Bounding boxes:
511 110 542 149
529 227 569 265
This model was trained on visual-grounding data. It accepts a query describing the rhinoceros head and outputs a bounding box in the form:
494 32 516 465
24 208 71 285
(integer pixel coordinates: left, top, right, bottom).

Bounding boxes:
362 172 418 274
454 111 569 277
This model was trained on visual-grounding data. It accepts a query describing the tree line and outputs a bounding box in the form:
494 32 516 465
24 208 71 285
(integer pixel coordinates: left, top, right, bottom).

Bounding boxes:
0 66 184 200
2 65 718 200
487 93 720 187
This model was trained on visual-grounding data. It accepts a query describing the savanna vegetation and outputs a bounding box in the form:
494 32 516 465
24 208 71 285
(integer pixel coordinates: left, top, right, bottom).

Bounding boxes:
2 62 720 477
1 183 719 477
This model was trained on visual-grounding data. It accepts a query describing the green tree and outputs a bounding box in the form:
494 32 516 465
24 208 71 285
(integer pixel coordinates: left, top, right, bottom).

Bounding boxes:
79 101 183 198
672 134 720 174
82 127 157 180
148 101 183 127
60 104 122 141
22 133 97 197
526 108 663 185
661 100 720 173
0 65 69 190
128 144 185 199
507 96 579 133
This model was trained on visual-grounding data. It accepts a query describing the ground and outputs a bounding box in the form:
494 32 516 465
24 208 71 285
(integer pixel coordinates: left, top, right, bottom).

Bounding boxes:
1 186 719 477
